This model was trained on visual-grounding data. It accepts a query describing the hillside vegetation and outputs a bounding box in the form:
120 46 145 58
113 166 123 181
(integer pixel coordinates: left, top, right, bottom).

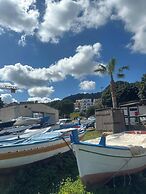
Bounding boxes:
48 74 146 117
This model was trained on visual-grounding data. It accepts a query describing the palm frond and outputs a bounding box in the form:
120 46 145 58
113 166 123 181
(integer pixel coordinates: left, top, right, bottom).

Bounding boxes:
108 58 116 74
121 66 129 70
117 73 125 78
94 64 107 74
118 65 129 74
118 68 123 73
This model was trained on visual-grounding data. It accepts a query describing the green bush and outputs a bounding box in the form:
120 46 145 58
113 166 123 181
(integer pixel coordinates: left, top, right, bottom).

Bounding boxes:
58 177 86 194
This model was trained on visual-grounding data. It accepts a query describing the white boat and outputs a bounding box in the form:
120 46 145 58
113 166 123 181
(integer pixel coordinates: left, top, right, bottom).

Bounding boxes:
71 130 146 187
0 125 32 136
14 116 41 126
0 126 52 142
0 126 85 169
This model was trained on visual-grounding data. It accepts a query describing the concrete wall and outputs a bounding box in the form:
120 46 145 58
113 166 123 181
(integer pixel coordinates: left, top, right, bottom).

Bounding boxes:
0 103 59 124
95 108 126 133
139 105 146 115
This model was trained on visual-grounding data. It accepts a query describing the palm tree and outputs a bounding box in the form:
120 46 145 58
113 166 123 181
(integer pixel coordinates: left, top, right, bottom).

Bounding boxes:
94 58 129 108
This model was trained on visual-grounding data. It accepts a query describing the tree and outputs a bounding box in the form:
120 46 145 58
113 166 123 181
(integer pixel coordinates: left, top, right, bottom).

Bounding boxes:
60 100 74 117
94 98 104 109
138 74 146 99
95 58 129 108
49 99 74 117
102 81 139 107
86 106 95 118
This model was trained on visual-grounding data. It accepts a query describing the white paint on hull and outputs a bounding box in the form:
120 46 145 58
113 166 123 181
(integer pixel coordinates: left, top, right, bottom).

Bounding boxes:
0 146 69 168
73 143 146 179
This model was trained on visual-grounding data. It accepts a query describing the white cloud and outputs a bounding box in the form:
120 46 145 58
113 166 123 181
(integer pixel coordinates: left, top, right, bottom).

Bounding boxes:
77 0 113 29
110 0 146 53
18 34 26 47
0 0 111 44
37 0 112 43
52 98 61 101
27 97 51 103
0 0 145 53
37 0 82 43
0 93 17 104
0 0 39 35
0 63 50 88
0 42 101 87
37 0 146 53
28 86 54 97
79 80 96 91
49 42 101 79
0 27 4 35
27 97 61 103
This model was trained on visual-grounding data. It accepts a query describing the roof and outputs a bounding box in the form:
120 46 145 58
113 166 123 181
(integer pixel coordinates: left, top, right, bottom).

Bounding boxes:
120 99 146 107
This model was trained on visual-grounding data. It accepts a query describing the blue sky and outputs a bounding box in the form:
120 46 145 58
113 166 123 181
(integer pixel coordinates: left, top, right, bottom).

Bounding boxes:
0 0 146 104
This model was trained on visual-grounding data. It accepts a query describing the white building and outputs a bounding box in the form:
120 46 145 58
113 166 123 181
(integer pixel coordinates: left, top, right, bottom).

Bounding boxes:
74 99 94 112
0 102 59 125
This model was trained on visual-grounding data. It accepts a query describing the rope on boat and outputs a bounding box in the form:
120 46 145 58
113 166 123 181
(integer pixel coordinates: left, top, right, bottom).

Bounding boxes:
103 157 133 186
61 136 76 157
61 136 72 150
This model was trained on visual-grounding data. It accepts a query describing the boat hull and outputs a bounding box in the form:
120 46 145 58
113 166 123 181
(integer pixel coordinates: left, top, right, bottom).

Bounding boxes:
82 164 146 186
73 143 146 186
0 139 70 168
0 131 84 169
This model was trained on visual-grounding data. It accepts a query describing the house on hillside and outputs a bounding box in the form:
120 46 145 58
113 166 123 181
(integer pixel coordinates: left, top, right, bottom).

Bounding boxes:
74 99 97 112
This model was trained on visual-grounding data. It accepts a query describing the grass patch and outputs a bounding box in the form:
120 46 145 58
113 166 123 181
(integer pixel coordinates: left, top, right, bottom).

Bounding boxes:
58 177 86 194
82 129 101 141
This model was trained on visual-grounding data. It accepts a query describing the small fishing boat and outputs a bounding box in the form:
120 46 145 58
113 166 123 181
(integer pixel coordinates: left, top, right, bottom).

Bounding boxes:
70 130 146 187
0 125 32 136
0 120 16 129
14 116 42 126
0 126 85 169
0 125 52 142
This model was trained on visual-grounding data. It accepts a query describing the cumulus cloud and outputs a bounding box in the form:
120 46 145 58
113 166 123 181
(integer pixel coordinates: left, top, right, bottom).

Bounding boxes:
79 80 96 91
0 0 39 35
49 42 101 79
0 93 17 104
78 0 113 29
37 0 82 43
0 0 145 53
0 63 49 88
0 0 112 44
28 86 54 97
0 42 101 88
37 0 112 43
27 97 51 103
110 0 146 53
37 0 146 53
27 97 61 103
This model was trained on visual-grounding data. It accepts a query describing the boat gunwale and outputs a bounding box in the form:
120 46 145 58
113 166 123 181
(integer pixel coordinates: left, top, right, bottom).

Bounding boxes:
0 130 85 149
0 136 62 149
74 142 146 158
79 141 129 150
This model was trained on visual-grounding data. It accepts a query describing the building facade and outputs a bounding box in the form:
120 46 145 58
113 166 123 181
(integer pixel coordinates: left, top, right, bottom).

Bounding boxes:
74 99 96 112
120 99 146 126
0 102 59 124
